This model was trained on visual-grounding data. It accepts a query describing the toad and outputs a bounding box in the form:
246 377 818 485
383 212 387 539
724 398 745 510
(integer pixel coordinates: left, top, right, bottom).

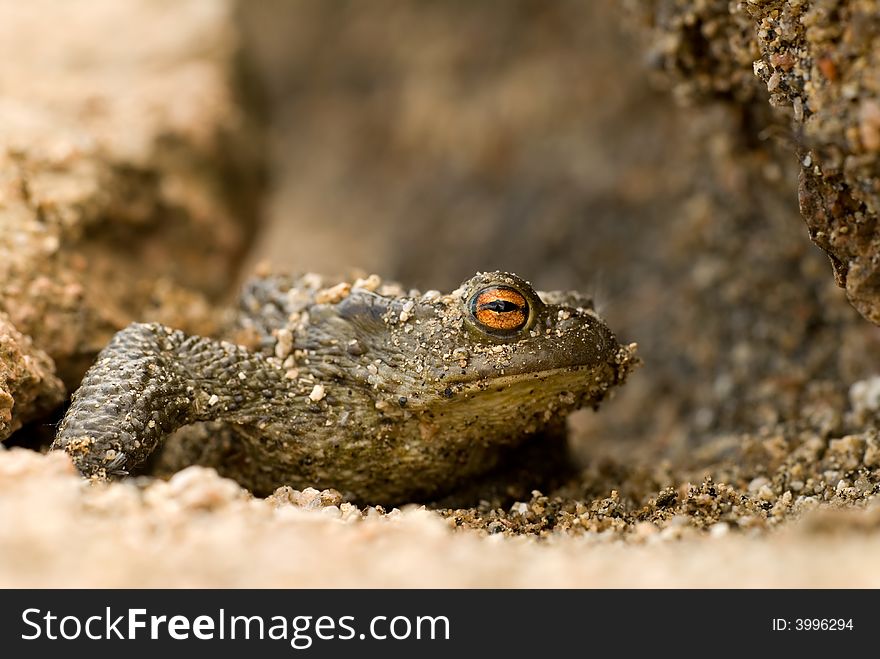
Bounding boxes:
53 271 637 503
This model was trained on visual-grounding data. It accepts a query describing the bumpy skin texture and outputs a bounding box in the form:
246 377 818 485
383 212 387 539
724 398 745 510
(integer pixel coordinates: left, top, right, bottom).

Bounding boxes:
54 271 637 503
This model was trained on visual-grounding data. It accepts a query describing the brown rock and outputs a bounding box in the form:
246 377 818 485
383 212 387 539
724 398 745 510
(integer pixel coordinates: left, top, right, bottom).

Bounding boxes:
0 314 64 441
0 0 264 387
624 0 880 326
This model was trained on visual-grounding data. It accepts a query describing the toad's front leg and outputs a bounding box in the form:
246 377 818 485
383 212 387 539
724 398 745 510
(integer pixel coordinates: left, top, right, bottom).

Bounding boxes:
52 322 293 479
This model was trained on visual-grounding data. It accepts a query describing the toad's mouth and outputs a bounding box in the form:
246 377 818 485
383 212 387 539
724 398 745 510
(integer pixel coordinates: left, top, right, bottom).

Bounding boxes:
452 364 595 390
439 338 637 389
449 363 617 398
428 341 638 409
407 363 625 420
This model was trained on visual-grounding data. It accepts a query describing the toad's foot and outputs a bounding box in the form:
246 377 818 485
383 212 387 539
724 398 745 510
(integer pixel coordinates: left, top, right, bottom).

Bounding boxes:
52 322 293 479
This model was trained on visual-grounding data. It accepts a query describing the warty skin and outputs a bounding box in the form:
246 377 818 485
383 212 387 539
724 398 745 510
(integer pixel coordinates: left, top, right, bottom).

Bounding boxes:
53 271 637 504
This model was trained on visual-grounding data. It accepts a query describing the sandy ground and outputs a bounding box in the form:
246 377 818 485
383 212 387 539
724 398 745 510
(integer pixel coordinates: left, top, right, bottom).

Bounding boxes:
3 447 879 588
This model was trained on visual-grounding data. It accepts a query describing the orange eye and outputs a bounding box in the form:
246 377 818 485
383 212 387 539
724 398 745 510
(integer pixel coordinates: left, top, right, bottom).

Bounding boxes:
469 286 530 334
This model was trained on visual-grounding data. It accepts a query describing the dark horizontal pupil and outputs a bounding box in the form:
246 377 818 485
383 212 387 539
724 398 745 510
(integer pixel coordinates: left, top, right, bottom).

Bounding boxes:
480 299 520 313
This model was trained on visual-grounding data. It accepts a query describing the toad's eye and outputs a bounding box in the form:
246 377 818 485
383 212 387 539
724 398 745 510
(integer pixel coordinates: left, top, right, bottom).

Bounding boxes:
469 286 530 335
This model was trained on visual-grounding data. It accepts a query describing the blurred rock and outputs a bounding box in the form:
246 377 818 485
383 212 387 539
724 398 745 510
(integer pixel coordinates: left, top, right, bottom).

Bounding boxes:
0 314 64 441
626 0 880 326
0 0 265 389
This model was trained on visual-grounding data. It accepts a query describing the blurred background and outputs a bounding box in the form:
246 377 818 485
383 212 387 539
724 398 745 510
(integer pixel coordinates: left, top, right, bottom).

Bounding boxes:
237 0 880 462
